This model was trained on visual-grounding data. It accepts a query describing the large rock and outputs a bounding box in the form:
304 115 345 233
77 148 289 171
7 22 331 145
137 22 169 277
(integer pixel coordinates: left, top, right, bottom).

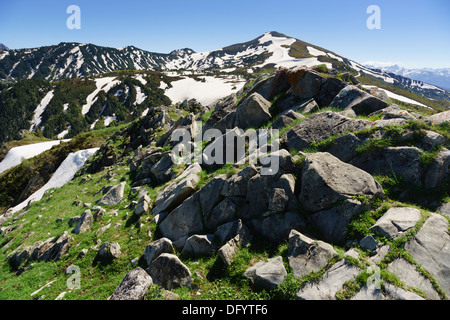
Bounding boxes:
143 237 174 266
404 213 450 296
285 67 326 100
288 230 337 278
109 267 153 300
282 112 371 151
299 152 384 212
331 85 388 115
197 174 227 218
424 148 450 189
428 110 450 125
297 260 360 300
72 210 93 235
244 256 287 290
158 192 203 241
370 207 421 239
150 153 174 185
181 234 216 256
351 146 423 185
152 163 202 216
97 182 126 206
147 253 192 290
235 93 272 130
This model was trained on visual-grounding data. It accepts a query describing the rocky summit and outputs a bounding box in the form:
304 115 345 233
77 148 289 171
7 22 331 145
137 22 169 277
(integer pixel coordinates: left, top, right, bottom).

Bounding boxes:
0 49 449 302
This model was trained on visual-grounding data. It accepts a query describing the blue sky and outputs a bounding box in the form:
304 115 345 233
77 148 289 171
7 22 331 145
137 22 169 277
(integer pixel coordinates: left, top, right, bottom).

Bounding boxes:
0 0 449 68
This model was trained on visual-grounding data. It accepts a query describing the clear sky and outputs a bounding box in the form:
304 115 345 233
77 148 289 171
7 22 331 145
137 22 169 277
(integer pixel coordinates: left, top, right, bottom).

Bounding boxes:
0 0 449 68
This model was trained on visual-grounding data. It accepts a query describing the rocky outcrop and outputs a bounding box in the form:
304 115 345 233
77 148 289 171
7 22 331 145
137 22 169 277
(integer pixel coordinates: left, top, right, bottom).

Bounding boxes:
9 231 73 270
404 213 450 296
282 112 371 151
299 152 384 212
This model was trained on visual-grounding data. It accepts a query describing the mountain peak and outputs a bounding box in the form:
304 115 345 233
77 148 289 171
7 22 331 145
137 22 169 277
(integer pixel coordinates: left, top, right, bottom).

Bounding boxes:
0 43 9 50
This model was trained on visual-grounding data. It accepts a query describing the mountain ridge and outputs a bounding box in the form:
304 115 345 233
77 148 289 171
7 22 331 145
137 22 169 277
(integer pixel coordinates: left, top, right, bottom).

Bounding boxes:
1 31 448 103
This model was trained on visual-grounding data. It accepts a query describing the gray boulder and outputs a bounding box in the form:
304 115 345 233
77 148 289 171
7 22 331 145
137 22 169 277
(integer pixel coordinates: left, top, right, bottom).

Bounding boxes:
235 93 272 130
152 163 202 216
72 210 93 235
286 67 326 100
370 207 421 239
182 234 216 256
109 267 153 300
299 152 384 212
143 237 174 266
147 253 192 290
158 192 203 241
288 230 337 278
244 256 287 290
331 85 388 115
134 195 151 216
428 110 450 125
97 182 126 206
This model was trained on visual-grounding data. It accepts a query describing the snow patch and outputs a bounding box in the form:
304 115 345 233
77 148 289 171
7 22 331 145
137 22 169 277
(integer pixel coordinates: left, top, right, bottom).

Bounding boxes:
164 76 246 106
10 148 99 213
82 77 120 115
30 90 55 130
362 85 429 108
307 46 326 57
0 140 69 175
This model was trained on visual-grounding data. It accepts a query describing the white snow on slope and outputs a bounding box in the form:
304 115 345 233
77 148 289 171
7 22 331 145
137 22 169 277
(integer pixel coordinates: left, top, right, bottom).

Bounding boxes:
362 85 429 108
30 90 54 130
164 76 246 106
253 33 332 69
82 77 120 115
0 140 69 175
10 148 99 214
307 46 326 57
135 86 147 105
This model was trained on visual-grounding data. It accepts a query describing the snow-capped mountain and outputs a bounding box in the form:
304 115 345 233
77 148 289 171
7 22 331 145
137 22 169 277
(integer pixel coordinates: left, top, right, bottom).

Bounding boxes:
0 32 341 82
364 63 450 91
0 31 449 102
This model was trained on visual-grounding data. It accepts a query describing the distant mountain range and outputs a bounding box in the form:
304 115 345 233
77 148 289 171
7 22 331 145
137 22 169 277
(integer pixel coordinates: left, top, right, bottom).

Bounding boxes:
1 32 449 104
364 63 450 91
0 44 9 51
